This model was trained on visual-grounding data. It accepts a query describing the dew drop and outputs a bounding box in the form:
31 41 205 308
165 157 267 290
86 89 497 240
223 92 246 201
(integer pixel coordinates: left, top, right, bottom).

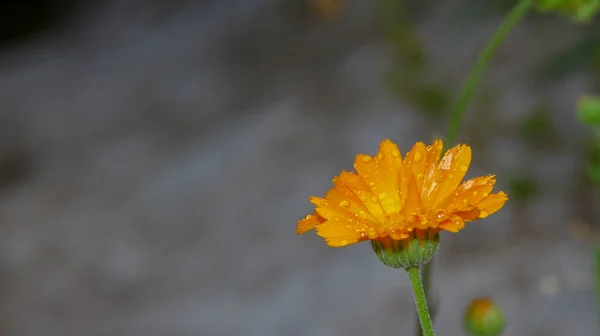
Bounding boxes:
346 218 353 223
483 192 489 197
416 173 424 180
448 173 455 179
371 196 378 203
353 163 358 169
392 149 400 157
436 210 448 221
460 165 468 172
378 192 388 200
341 240 348 246
367 230 378 239
339 200 350 208
479 210 489 218
414 152 423 163
473 191 479 196
369 181 376 187
360 195 368 202
359 232 366 238
332 177 338 184
377 153 384 159
362 156 372 163
335 217 341 222
359 210 367 218
304 214 312 220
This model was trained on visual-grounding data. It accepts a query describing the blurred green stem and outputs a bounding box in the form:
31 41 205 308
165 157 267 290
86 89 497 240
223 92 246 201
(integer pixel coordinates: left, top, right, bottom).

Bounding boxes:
407 266 435 336
417 1 534 335
445 0 534 145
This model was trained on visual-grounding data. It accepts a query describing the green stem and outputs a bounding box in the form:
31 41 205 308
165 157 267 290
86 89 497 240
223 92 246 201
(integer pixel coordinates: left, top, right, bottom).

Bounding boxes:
445 0 534 146
407 266 435 336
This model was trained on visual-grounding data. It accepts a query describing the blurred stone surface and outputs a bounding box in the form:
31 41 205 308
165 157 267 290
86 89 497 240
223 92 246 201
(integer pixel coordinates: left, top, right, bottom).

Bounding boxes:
0 0 598 335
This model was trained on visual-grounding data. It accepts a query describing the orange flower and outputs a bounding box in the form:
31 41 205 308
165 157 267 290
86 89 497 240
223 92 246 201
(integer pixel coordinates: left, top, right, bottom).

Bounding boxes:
297 139 507 247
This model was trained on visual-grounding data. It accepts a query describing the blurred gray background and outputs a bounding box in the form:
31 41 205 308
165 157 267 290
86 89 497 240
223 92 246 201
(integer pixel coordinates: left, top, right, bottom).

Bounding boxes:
0 0 600 335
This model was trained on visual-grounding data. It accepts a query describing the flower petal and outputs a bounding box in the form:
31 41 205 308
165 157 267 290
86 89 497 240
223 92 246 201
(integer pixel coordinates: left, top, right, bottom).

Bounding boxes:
310 197 373 233
353 139 403 216
296 212 323 234
427 144 472 208
338 171 387 220
402 142 428 198
440 175 496 212
475 192 508 218
421 139 444 192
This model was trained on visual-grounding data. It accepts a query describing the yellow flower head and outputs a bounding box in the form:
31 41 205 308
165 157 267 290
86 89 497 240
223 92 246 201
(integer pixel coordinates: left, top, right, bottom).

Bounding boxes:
297 139 507 247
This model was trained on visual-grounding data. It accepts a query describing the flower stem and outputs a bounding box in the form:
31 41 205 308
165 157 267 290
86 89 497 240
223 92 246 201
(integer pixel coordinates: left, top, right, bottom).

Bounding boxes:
445 0 534 146
407 266 435 336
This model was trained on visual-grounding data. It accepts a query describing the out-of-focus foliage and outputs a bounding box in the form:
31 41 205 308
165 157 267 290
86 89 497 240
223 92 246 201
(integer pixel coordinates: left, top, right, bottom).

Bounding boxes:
519 104 558 148
537 0 600 22
508 173 540 205
578 95 600 125
381 0 450 119
577 95 600 188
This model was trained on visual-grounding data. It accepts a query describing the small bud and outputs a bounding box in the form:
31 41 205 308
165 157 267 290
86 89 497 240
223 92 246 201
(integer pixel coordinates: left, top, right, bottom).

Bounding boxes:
577 95 600 126
536 0 600 23
371 230 440 269
464 297 505 336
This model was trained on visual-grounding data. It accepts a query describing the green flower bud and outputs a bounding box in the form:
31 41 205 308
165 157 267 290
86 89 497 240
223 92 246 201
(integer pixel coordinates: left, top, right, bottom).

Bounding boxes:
536 0 600 22
577 95 600 126
371 230 440 269
464 297 506 336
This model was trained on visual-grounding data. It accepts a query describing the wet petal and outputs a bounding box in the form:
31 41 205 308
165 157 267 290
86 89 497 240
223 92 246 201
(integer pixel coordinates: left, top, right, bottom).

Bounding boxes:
402 142 428 198
475 192 508 218
427 144 472 208
353 140 403 216
440 175 496 212
297 212 323 234
338 171 386 220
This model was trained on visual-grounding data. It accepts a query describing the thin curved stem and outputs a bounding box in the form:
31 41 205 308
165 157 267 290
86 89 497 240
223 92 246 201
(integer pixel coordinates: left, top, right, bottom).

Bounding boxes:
407 266 435 336
445 0 535 145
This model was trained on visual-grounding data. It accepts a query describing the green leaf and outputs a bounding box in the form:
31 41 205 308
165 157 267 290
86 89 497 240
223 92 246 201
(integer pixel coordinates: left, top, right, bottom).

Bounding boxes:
578 95 600 125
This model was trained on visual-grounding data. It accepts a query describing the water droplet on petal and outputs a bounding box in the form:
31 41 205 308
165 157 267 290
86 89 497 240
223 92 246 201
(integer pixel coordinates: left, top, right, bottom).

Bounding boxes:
392 149 400 157
304 214 312 220
416 173 424 180
339 200 350 208
460 165 468 172
346 218 353 223
473 191 478 196
353 163 358 169
371 196 378 203
436 210 448 221
483 192 489 197
369 181 376 187
359 232 366 238
448 173 455 179
377 153 384 159
359 210 367 218
414 152 423 163
362 156 372 163
341 240 348 246
479 210 489 218
360 195 367 202
378 192 388 200
332 177 338 184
